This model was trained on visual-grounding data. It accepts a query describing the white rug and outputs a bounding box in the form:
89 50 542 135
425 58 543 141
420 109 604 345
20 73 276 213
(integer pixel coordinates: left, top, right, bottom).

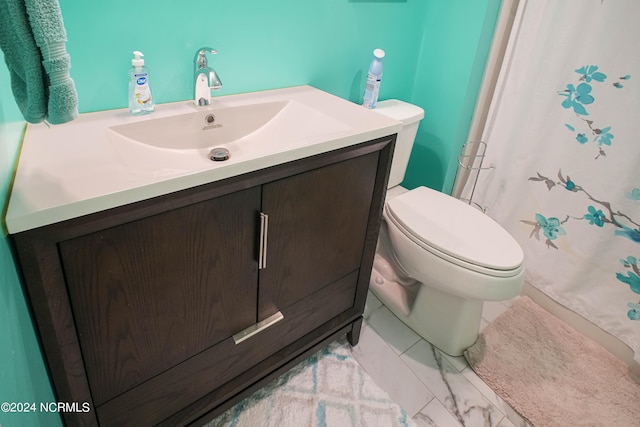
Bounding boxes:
465 296 640 426
207 340 416 427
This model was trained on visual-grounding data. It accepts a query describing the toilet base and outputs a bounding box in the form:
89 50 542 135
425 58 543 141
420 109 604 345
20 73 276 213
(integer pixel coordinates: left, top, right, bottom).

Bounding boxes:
370 272 483 356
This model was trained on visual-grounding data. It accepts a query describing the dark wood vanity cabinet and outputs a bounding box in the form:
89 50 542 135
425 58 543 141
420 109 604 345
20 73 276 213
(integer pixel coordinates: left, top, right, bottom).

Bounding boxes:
12 136 394 426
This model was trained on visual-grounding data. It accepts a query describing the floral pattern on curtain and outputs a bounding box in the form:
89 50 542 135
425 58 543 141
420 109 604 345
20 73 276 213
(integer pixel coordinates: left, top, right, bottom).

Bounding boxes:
521 65 639 321
475 0 640 361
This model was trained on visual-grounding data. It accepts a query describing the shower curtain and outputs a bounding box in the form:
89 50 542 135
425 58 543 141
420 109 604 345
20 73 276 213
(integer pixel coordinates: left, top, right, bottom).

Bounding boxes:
474 0 640 362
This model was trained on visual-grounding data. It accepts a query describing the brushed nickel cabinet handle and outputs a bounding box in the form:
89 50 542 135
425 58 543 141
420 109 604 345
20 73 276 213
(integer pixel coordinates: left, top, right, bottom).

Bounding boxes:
232 311 284 344
262 212 268 269
258 212 269 269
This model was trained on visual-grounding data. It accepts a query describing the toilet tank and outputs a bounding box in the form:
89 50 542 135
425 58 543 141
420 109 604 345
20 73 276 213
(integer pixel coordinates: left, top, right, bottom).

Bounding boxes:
373 100 425 188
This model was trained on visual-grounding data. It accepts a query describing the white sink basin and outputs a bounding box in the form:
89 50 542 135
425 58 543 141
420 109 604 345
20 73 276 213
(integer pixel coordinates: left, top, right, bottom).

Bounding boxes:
105 95 357 173
108 100 289 150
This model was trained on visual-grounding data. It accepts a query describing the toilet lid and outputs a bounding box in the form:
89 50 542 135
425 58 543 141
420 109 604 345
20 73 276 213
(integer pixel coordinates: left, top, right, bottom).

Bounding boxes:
385 187 524 271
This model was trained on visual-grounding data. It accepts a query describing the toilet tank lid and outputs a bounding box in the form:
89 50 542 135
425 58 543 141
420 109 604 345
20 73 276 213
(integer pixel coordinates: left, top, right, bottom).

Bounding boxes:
374 100 424 125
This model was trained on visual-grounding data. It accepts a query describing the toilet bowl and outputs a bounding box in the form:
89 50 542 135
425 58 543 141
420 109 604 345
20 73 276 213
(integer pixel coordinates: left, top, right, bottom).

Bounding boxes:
369 101 524 356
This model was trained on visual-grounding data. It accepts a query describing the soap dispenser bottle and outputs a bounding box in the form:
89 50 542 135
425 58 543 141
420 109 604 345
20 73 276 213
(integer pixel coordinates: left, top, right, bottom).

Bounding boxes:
129 51 155 115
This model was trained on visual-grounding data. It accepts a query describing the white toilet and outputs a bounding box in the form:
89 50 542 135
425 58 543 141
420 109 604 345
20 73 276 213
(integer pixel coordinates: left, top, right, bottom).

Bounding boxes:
370 100 524 356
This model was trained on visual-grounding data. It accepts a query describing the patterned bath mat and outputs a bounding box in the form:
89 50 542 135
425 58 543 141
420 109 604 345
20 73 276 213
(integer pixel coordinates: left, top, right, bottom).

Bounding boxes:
206 340 416 427
465 296 640 426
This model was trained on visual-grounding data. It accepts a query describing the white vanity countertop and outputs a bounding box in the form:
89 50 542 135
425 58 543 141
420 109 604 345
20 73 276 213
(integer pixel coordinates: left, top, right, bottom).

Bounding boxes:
6 86 401 233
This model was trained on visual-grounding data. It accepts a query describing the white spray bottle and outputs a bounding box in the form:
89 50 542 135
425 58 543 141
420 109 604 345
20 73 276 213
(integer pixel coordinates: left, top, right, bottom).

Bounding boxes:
362 48 385 109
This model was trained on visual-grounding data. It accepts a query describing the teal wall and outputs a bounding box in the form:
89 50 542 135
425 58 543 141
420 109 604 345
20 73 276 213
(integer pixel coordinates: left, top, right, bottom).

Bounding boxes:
59 0 428 113
0 56 63 427
0 1 499 425
406 0 501 193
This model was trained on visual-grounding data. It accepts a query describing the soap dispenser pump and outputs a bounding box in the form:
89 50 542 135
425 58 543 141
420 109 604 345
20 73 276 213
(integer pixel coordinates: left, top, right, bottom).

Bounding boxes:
129 51 155 115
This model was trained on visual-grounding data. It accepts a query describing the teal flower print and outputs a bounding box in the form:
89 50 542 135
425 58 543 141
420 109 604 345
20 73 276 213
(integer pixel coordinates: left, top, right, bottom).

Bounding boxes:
620 256 638 267
617 271 640 294
584 206 606 227
565 179 576 191
576 133 588 144
594 126 614 146
627 188 640 201
575 65 607 83
614 75 631 89
617 256 640 319
615 226 640 243
535 213 566 240
574 83 594 105
559 83 591 115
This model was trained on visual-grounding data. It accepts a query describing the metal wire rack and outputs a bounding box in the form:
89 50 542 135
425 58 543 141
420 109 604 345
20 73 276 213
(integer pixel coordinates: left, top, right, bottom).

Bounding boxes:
452 140 495 212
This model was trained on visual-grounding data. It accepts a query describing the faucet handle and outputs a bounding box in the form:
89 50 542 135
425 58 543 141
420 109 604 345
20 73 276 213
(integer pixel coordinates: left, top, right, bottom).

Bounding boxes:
195 47 218 68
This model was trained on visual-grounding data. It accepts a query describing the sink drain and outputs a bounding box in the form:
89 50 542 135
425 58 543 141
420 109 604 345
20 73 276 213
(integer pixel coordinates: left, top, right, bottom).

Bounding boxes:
209 147 230 161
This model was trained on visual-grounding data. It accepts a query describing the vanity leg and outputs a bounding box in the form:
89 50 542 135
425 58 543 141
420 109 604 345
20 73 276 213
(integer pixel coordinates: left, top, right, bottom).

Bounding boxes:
347 316 363 346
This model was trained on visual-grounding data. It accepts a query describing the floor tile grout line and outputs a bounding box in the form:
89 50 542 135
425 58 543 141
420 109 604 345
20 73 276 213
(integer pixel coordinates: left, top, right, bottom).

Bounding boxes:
361 292 527 426
353 322 435 420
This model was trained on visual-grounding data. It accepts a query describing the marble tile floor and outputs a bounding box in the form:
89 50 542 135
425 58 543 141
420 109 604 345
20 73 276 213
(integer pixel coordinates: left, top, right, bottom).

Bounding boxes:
350 291 530 427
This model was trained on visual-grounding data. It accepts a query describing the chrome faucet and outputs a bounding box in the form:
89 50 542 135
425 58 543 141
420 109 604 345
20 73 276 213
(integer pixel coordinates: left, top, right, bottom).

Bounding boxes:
194 47 222 106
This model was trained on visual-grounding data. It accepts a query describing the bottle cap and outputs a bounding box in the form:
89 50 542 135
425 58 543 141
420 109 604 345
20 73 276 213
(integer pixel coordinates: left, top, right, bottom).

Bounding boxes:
132 51 145 67
373 48 385 60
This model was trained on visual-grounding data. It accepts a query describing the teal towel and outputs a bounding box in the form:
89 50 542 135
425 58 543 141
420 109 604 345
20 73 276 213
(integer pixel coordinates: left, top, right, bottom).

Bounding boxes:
0 0 78 125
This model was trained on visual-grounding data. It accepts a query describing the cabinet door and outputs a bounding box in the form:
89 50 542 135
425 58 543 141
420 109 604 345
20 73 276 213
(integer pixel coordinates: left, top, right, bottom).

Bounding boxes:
258 152 379 318
59 187 261 405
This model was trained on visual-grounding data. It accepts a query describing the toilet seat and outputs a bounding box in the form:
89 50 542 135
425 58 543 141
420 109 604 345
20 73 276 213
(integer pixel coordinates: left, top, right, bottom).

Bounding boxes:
384 186 524 278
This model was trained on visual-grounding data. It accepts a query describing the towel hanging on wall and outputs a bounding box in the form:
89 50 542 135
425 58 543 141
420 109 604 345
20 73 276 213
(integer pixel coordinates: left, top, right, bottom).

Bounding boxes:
0 0 78 125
